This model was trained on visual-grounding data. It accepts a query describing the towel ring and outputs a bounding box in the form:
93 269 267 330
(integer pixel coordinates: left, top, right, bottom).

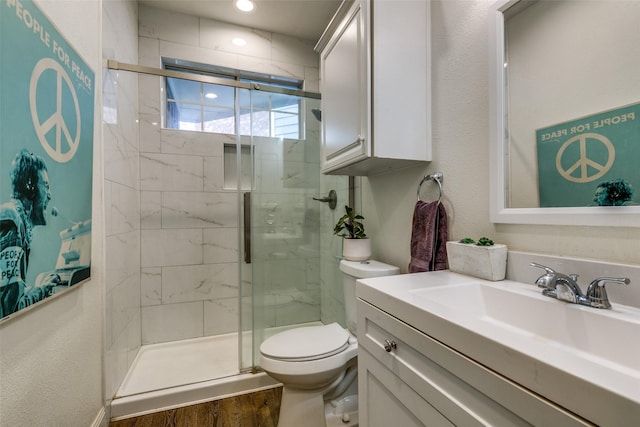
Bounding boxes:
417 172 443 203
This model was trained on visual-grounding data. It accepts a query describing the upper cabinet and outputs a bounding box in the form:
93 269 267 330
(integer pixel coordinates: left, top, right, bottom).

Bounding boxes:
316 0 431 176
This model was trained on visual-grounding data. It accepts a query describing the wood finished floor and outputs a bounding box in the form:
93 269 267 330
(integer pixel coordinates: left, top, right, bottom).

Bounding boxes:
110 386 282 427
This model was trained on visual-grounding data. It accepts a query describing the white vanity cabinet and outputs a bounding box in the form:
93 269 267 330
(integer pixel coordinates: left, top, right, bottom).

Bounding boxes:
357 299 593 426
317 0 431 176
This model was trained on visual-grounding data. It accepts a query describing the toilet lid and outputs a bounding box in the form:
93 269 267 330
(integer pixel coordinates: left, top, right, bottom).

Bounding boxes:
260 323 350 361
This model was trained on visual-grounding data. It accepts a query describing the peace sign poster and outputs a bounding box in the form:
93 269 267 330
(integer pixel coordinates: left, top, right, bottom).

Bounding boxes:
536 102 639 208
0 0 93 321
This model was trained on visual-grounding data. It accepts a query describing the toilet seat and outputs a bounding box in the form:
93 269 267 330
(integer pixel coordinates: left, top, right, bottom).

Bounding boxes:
260 323 350 361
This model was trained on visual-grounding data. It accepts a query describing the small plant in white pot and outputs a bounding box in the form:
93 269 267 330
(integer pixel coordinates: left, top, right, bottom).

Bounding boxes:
334 205 371 261
446 237 507 281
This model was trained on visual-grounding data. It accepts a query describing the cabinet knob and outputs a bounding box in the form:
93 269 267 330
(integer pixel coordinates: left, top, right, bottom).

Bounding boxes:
384 339 397 352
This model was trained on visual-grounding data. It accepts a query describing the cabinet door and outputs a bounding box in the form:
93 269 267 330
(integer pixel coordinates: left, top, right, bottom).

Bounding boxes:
359 347 455 427
320 0 369 172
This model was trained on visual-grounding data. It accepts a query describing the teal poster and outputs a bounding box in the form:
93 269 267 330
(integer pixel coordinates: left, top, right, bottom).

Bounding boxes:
0 0 94 320
536 103 639 208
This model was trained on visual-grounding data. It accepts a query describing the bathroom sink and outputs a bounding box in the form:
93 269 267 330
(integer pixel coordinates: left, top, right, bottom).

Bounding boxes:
409 280 640 373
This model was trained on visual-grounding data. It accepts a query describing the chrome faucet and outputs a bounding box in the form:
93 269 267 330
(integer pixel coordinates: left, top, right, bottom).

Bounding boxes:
530 262 630 309
530 262 585 303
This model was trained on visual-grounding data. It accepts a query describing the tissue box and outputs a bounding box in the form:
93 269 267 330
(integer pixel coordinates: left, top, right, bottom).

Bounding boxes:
446 241 507 281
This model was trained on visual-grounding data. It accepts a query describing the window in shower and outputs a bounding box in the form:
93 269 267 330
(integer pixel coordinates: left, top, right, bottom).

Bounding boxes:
163 59 304 138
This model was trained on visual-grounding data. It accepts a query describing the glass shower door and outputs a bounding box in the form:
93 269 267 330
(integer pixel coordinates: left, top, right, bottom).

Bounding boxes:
238 91 328 371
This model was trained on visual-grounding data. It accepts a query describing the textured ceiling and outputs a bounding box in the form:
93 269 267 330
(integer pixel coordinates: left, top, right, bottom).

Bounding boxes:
139 0 342 42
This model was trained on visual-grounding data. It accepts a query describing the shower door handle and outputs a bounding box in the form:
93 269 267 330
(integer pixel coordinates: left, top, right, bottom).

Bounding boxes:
243 192 251 264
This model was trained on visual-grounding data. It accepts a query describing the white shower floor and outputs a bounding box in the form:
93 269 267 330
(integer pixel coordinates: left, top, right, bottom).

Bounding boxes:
116 333 238 398
116 322 322 399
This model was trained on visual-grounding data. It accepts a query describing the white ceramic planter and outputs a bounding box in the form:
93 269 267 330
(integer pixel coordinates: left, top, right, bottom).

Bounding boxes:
342 238 371 261
446 241 508 281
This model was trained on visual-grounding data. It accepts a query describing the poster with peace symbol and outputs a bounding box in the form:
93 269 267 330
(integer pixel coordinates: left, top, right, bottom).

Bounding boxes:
536 102 639 208
0 0 94 320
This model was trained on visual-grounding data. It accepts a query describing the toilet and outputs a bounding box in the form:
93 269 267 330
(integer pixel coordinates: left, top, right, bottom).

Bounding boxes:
260 259 400 427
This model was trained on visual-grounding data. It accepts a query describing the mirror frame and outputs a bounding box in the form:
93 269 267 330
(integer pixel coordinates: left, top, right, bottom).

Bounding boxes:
488 0 640 227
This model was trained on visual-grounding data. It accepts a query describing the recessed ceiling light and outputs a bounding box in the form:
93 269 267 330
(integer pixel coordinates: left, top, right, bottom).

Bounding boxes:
232 37 247 47
205 92 218 99
235 0 254 13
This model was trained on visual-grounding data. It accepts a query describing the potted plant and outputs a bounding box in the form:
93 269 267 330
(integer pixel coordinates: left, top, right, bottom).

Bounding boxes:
446 237 507 281
334 205 371 261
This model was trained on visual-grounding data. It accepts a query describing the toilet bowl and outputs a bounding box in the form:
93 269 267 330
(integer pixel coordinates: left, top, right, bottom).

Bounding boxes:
260 259 400 427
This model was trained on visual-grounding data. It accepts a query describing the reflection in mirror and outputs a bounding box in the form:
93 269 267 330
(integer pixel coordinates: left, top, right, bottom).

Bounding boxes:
489 0 640 227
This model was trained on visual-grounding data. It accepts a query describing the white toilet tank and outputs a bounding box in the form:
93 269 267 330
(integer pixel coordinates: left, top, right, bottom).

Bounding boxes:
339 259 400 336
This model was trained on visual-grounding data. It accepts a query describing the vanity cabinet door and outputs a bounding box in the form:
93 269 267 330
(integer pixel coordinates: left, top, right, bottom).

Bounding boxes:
357 299 594 427
359 347 455 426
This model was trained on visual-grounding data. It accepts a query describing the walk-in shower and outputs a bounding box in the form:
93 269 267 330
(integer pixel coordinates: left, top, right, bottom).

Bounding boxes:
105 61 349 418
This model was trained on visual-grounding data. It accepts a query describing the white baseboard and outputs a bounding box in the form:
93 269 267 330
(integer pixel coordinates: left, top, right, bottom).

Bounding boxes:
91 406 107 427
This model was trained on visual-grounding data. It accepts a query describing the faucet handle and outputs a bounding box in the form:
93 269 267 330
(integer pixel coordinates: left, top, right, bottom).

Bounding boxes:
530 262 555 274
530 262 556 288
585 277 631 309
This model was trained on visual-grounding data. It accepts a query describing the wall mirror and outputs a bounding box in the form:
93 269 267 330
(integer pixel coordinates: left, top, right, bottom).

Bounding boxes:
489 0 640 227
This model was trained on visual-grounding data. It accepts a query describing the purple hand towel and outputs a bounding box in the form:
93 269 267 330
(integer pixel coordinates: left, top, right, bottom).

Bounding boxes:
408 200 448 273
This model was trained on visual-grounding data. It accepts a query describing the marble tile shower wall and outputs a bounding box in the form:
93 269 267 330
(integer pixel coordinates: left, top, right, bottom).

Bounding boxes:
139 128 240 344
103 0 141 402
137 5 320 91
138 117 326 344
137 5 325 344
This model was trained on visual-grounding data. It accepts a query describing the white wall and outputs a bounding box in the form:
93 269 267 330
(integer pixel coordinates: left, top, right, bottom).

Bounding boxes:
363 0 640 275
0 0 105 426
